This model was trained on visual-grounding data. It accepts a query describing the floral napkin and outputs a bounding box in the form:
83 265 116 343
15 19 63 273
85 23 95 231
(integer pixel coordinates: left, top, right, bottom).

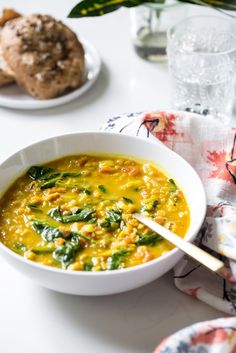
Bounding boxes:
154 317 236 353
102 110 236 315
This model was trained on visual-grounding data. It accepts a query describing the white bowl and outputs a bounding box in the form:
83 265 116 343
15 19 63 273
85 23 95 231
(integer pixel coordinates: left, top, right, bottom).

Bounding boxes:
0 132 206 295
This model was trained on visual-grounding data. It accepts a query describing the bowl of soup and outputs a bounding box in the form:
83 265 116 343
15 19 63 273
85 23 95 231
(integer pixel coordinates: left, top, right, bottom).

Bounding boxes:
0 132 206 295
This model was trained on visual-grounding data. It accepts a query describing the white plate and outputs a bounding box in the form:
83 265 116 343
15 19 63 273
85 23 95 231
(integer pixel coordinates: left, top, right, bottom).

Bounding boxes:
0 38 101 110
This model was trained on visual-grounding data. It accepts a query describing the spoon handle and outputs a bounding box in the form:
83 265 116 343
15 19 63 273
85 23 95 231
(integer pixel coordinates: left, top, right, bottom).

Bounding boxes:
134 214 224 273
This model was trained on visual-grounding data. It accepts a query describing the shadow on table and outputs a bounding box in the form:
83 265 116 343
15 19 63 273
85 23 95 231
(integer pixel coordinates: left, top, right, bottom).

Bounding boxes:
36 272 222 353
3 62 109 118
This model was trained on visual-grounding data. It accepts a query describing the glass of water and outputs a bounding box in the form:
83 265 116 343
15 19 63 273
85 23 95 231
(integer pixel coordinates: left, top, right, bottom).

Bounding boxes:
167 16 236 119
130 0 184 62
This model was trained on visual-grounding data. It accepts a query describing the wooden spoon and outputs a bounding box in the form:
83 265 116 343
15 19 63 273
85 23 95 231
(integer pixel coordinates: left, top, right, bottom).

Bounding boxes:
134 213 226 275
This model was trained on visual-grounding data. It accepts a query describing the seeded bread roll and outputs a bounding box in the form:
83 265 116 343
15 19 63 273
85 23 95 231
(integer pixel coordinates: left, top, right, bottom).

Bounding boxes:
0 8 20 87
1 14 85 99
0 45 15 86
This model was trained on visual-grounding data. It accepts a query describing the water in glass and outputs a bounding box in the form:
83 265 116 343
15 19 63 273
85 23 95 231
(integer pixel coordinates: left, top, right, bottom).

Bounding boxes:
167 17 236 118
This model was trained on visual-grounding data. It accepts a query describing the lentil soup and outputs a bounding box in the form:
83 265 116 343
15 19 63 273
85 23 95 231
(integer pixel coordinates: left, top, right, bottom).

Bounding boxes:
0 154 190 271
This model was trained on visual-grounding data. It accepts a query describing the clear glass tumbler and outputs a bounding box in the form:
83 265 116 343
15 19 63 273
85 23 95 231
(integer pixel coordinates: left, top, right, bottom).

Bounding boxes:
130 0 184 62
167 16 236 118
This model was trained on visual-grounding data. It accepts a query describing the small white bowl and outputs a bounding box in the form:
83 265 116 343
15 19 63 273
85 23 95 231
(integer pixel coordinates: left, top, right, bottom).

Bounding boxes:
0 132 206 295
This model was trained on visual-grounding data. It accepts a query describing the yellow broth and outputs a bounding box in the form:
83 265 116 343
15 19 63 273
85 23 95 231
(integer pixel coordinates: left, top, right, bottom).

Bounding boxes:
0 154 190 271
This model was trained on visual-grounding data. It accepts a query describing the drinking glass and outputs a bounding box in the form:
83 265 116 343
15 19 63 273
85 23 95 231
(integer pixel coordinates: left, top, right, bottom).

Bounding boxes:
130 0 185 62
167 16 236 119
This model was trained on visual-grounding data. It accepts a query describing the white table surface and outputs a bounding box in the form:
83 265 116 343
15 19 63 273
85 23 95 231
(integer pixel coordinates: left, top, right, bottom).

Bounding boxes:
0 1 228 353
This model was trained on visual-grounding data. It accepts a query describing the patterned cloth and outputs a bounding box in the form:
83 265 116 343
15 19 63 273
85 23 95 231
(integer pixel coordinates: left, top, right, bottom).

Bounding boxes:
154 317 236 353
102 110 236 315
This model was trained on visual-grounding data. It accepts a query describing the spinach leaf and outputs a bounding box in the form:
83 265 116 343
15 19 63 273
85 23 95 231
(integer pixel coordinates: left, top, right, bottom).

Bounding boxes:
87 217 97 224
98 185 107 193
100 219 118 230
53 243 76 268
70 233 81 247
100 209 122 230
28 166 81 190
107 210 122 223
40 172 81 190
47 206 63 222
122 197 133 204
140 200 159 213
108 249 131 270
32 219 92 244
169 178 177 186
135 233 162 246
84 263 93 271
31 245 56 254
48 206 95 223
60 172 81 178
53 234 82 268
74 232 93 243
28 166 61 189
72 209 96 222
152 200 159 208
28 166 55 180
169 178 178 192
40 178 60 190
100 220 110 228
84 188 92 195
32 220 64 242
27 204 42 212
140 205 148 213
28 166 80 181
14 242 27 253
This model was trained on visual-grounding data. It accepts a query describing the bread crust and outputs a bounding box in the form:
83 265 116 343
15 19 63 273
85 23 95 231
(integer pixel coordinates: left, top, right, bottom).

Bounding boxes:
0 8 21 27
0 45 15 86
1 14 85 99
0 8 20 87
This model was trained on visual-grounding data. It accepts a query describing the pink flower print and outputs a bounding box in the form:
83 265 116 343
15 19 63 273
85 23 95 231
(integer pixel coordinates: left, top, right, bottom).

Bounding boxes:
186 287 200 298
144 112 178 141
207 150 234 183
142 112 186 148
191 327 229 345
